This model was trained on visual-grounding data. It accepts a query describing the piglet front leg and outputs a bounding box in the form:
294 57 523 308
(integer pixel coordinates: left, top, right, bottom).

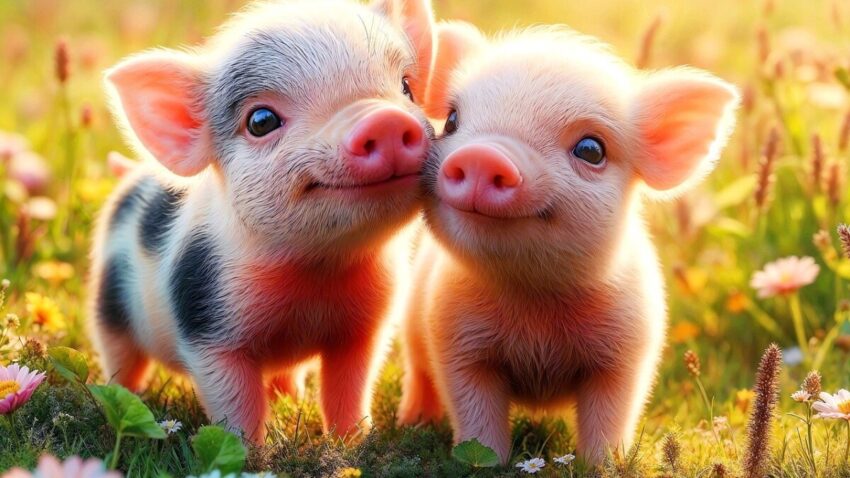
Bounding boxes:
441 363 511 463
189 350 268 443
319 338 376 437
575 366 651 463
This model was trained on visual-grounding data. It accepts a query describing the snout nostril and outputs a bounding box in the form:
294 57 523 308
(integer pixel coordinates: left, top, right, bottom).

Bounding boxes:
444 166 465 182
401 130 422 148
363 139 376 154
493 175 505 188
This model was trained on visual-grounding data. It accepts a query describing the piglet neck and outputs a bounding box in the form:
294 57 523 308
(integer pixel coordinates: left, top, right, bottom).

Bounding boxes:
201 179 383 273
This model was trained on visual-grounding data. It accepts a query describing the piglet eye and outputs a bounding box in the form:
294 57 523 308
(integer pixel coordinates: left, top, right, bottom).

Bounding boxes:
247 108 282 137
402 77 414 102
444 109 458 135
572 137 605 165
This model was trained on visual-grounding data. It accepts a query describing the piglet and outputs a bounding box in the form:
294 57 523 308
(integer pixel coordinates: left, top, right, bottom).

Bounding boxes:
90 0 436 442
398 22 739 463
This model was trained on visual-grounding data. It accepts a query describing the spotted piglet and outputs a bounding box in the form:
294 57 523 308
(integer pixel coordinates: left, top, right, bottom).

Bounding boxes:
90 0 436 442
398 23 739 463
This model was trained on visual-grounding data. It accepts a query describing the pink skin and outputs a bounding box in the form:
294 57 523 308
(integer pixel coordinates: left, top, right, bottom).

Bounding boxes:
439 143 523 217
343 106 426 185
91 0 436 444
399 22 739 464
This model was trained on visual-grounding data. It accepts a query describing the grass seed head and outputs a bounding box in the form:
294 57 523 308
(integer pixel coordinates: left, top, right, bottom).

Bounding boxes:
801 370 822 398
755 127 780 210
661 432 681 472
55 38 69 84
684 350 701 377
837 224 850 259
743 344 782 478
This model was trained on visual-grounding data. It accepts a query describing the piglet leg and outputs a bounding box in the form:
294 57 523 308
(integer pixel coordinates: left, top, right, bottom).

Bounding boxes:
398 362 443 425
576 368 648 463
96 329 152 393
190 351 268 443
442 364 511 463
319 339 375 437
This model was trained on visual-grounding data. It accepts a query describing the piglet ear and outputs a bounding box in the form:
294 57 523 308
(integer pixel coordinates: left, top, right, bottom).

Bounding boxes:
423 21 486 118
372 0 435 106
105 51 212 177
632 68 739 194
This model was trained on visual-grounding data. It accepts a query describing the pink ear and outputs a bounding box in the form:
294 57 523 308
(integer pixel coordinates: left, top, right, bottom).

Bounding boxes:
633 68 739 193
373 0 435 106
423 21 486 118
105 51 212 177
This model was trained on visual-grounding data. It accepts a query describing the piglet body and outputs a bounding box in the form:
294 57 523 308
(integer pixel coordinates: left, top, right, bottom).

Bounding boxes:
399 23 739 463
90 0 436 442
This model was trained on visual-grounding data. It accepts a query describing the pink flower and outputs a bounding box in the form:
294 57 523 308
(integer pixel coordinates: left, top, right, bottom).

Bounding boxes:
750 256 820 298
0 131 27 163
8 151 51 194
813 389 850 420
2 455 122 478
0 363 46 415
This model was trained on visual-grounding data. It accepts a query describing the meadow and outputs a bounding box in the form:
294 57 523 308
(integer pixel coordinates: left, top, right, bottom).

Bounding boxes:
1 0 850 476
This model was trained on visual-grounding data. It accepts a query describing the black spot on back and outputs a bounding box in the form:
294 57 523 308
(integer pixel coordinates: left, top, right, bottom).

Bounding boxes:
97 254 134 333
140 186 186 254
109 177 153 230
171 232 225 343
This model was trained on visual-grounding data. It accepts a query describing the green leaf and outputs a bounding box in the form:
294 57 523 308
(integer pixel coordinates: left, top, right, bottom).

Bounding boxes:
48 346 89 383
192 425 246 474
451 438 499 468
88 384 167 439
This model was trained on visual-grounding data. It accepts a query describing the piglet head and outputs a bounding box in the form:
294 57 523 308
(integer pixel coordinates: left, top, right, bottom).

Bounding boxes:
423 25 738 281
105 0 436 253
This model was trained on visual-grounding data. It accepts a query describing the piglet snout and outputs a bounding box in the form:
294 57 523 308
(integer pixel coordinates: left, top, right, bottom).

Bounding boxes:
439 144 523 216
343 107 425 183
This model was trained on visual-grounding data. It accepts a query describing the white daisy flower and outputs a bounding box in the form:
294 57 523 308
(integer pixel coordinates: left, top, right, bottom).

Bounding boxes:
813 389 850 420
791 390 811 402
553 453 575 465
188 471 235 478
158 419 183 435
515 457 545 474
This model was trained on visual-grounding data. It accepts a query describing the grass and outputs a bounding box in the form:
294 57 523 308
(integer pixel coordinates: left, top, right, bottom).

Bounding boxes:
2 0 850 476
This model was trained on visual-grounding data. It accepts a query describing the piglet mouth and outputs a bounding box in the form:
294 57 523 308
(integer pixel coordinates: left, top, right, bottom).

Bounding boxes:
438 199 555 222
443 203 536 220
305 173 419 193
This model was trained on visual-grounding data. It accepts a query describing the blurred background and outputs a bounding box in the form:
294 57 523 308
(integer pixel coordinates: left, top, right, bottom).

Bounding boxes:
1 0 850 474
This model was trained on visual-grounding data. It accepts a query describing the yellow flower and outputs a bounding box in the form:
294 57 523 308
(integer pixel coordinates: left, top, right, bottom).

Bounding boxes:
670 322 700 344
33 261 75 284
25 292 64 330
77 177 115 203
725 290 748 313
735 389 756 413
339 467 362 478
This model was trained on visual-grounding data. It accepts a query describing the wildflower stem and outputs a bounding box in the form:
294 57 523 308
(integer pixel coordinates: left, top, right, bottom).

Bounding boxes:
109 431 123 469
806 403 816 475
845 419 849 466
5 413 19 446
695 376 725 454
788 293 809 364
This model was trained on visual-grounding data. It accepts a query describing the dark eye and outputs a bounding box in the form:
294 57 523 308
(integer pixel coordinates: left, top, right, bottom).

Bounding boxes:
247 108 282 137
572 137 605 165
402 77 414 102
444 109 458 135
